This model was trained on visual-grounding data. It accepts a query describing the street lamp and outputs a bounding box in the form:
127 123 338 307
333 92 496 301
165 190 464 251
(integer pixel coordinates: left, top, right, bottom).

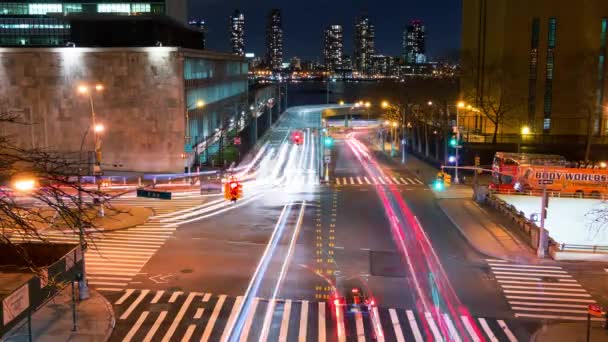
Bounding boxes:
518 125 530 154
339 100 345 105
77 84 104 177
13 178 36 192
428 101 433 106
93 123 104 133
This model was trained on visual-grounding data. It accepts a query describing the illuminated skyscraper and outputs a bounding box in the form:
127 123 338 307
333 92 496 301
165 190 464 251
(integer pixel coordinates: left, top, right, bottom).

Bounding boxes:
354 15 375 74
230 9 245 56
265 9 283 71
404 19 426 64
324 25 343 72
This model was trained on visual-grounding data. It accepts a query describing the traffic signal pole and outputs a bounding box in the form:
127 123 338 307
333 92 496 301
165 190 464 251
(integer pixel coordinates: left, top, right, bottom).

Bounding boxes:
455 106 460 184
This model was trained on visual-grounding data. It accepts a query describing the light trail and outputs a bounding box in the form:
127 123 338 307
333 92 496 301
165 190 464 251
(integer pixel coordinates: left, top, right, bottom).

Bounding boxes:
346 134 484 342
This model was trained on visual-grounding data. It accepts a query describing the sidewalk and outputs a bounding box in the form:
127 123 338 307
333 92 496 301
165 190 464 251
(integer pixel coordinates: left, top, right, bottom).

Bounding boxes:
368 136 538 263
4 286 115 342
534 322 608 342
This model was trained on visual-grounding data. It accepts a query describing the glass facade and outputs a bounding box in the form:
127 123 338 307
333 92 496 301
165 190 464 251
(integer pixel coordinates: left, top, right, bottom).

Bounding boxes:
0 2 165 46
598 18 608 135
184 57 248 147
543 18 557 132
527 18 540 129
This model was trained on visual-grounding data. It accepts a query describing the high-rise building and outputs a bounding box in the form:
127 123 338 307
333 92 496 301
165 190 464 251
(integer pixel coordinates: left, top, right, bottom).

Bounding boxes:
265 9 283 71
290 57 301 71
370 55 395 76
230 9 245 56
462 0 608 138
324 25 343 72
0 1 187 46
342 55 353 70
189 19 206 49
354 15 375 75
404 20 426 64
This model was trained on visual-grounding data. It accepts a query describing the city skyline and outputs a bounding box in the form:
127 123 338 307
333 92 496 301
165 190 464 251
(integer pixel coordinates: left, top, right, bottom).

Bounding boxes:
189 0 461 61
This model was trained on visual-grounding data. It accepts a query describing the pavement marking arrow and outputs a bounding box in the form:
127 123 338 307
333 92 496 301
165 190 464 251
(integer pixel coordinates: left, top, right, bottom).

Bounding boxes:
149 273 174 284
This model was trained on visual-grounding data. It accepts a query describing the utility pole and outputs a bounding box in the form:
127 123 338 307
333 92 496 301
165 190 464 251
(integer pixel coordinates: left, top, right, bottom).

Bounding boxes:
455 105 461 184
537 163 548 258
401 105 406 164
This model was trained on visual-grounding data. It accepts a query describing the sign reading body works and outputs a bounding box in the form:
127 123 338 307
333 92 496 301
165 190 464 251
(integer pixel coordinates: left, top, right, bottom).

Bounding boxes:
535 171 608 182
2 283 29 325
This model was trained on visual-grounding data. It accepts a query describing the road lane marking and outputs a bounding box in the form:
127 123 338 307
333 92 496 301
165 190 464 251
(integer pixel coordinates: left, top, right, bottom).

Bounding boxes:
488 263 562 270
384 177 393 184
506 295 595 303
161 292 197 342
515 313 604 321
399 177 408 184
354 310 365 341
115 289 135 304
194 308 205 319
364 177 371 184
143 310 167 342
357 177 363 184
336 178 342 185
486 259 507 263
378 177 386 184
371 306 385 342
182 325 196 342
120 289 150 320
406 310 424 342
503 290 591 297
511 306 589 314
350 177 355 185
202 293 211 302
497 320 518 342
259 299 276 342
298 300 308 342
424 312 442 342
493 271 571 278
88 281 128 286
497 280 582 287
278 300 292 342
123 311 149 342
406 177 416 184
414 178 424 184
150 290 164 304
392 177 400 184
319 302 327 342
501 285 587 292
508 301 589 308
239 298 259 342
460 316 481 342
389 309 405 342
168 291 183 303
491 267 567 274
443 314 462 342
200 294 226 342
220 296 244 342
372 177 379 184
478 318 499 342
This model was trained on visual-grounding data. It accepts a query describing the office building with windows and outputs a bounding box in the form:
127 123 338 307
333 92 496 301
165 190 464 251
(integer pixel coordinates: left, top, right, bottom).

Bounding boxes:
324 25 343 72
230 10 245 56
0 0 187 46
404 20 426 64
461 0 608 136
354 15 375 75
265 9 283 71
188 19 206 49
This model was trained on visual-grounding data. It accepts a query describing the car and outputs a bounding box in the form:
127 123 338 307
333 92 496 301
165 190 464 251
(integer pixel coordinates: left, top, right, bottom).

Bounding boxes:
332 286 376 313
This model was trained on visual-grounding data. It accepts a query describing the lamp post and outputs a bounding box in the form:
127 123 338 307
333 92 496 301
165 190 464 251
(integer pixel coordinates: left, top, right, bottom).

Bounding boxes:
519 125 530 154
455 101 465 184
185 99 205 173
78 84 104 177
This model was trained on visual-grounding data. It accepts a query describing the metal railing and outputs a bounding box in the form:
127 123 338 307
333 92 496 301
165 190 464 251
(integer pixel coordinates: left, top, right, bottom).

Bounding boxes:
559 244 608 253
489 188 607 200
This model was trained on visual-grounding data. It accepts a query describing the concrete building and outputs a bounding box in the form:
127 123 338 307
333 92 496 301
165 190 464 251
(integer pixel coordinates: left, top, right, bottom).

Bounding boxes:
461 0 608 137
404 20 426 64
0 1 187 46
265 9 283 71
354 15 375 75
0 47 250 173
324 25 343 72
230 10 245 56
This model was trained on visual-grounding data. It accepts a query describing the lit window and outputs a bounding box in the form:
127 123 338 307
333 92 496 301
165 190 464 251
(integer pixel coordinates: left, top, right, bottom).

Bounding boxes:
63 4 82 13
543 118 551 130
28 4 62 15
97 3 130 13
131 3 151 13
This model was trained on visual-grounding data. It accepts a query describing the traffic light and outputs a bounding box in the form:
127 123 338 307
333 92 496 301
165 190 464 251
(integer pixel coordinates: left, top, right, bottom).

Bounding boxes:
433 179 444 191
324 136 334 148
449 137 457 147
224 179 242 202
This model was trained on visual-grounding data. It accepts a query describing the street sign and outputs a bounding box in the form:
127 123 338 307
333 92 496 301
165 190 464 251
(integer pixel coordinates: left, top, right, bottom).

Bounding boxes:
324 155 331 163
137 189 172 200
588 304 603 317
538 179 554 185
234 137 241 145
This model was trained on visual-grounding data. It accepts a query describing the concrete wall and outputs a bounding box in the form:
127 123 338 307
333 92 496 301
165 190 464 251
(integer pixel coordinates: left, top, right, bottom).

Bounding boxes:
0 47 186 173
461 0 608 136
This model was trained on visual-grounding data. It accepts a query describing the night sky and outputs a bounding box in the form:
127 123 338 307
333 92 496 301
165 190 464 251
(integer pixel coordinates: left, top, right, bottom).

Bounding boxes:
189 0 462 61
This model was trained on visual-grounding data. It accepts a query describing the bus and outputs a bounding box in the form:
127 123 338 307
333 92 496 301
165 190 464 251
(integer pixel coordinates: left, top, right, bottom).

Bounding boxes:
490 152 568 191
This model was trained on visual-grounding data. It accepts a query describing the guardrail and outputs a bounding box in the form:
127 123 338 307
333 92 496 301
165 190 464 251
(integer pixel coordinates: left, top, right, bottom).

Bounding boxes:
486 192 608 256
489 189 607 200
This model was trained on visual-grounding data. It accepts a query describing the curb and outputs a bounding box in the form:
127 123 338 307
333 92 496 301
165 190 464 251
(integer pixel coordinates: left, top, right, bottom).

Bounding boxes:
437 199 521 263
93 290 116 342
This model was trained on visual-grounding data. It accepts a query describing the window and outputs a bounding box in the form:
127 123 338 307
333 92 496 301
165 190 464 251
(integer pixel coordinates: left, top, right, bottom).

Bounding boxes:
0 4 28 15
97 3 130 13
543 18 557 133
131 3 151 13
63 4 82 13
28 4 62 15
527 18 540 128
598 18 608 134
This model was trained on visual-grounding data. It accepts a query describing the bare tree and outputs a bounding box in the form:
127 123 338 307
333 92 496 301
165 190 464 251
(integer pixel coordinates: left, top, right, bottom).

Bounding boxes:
0 109 116 279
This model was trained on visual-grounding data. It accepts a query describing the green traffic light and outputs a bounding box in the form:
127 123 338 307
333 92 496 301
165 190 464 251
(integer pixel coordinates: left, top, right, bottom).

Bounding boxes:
433 180 444 191
324 137 334 147
449 138 457 147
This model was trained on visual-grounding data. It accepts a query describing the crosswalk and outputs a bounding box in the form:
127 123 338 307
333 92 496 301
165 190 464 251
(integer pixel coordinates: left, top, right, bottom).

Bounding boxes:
334 175 424 186
10 195 215 292
487 259 602 321
108 289 525 342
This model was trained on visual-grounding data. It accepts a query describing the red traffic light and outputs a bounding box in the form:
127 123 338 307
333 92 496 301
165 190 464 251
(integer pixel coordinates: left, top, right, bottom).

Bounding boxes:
230 181 239 189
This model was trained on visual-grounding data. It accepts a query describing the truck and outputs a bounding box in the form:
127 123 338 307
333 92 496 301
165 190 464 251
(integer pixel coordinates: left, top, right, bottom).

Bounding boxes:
514 165 608 197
